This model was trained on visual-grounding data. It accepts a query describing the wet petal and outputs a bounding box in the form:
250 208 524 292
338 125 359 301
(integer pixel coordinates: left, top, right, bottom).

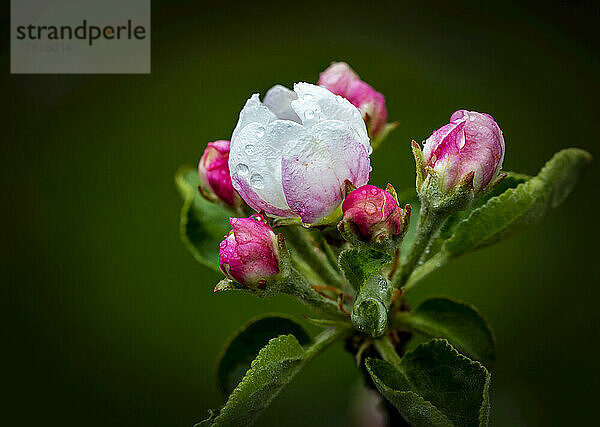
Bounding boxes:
263 85 300 122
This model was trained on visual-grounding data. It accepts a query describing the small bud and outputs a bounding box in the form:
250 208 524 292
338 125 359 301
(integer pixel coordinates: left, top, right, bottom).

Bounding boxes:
422 110 505 195
339 185 409 250
198 140 242 207
318 62 388 140
218 214 280 288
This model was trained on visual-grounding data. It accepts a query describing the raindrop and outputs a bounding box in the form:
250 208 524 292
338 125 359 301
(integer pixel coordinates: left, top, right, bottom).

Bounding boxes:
304 110 315 120
370 187 379 195
361 189 368 195
364 202 378 215
236 163 249 175
250 173 264 189
256 126 265 138
336 95 344 103
245 144 255 155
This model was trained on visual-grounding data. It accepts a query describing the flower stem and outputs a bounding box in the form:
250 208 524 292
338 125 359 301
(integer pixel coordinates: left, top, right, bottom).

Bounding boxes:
393 205 448 289
303 325 352 363
373 335 402 368
283 269 349 320
285 226 346 290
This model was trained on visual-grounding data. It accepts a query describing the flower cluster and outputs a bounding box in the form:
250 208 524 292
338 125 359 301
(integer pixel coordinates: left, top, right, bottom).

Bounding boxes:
178 61 593 427
194 62 505 293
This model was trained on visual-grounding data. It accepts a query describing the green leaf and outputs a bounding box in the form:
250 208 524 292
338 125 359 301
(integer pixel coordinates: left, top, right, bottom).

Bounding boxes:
175 165 233 271
421 171 531 263
216 314 311 395
394 297 495 365
406 148 591 289
209 334 305 426
444 148 591 256
202 327 351 426
338 248 391 291
366 339 490 427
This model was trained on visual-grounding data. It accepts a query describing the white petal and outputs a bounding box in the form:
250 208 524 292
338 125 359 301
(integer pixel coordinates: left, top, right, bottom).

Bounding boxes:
263 85 300 122
291 82 371 153
311 120 371 187
230 119 310 214
231 93 277 143
280 120 371 223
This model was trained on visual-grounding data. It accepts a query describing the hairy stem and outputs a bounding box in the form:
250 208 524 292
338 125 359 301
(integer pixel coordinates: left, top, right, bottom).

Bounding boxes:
393 205 448 289
304 325 353 362
373 335 402 368
283 269 349 320
285 226 346 289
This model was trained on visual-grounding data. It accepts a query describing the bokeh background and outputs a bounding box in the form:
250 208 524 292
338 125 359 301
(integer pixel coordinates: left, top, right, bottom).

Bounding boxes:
3 0 599 425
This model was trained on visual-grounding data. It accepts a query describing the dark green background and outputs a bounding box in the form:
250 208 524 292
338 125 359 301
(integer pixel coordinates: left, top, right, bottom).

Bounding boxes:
3 1 599 425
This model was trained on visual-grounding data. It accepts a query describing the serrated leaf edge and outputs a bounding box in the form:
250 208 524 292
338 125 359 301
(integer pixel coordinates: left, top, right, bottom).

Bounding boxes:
215 313 311 395
211 334 305 426
367 339 491 427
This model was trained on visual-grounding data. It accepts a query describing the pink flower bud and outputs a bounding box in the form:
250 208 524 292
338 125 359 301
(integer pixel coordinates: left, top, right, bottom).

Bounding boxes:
422 110 505 194
341 185 406 243
318 62 387 139
198 140 241 207
218 214 280 287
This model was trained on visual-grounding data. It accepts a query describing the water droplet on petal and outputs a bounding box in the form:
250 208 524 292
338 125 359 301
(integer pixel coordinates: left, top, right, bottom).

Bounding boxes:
245 144 255 154
256 126 265 138
336 95 344 103
250 173 264 189
361 189 368 195
371 187 379 195
364 202 378 215
304 110 315 120
236 163 249 175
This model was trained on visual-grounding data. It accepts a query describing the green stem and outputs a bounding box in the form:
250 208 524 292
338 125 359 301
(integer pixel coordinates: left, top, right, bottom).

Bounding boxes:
313 232 341 274
303 325 352 363
393 205 448 289
283 269 348 321
373 335 402 368
285 226 346 289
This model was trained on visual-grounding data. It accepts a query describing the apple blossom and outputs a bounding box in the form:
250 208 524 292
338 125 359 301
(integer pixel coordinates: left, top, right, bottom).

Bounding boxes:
229 82 372 224
198 140 242 207
318 62 387 140
422 110 505 195
339 185 410 247
218 214 279 288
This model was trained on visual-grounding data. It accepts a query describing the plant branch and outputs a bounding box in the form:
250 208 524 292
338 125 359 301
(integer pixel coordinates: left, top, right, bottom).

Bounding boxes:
373 335 402 369
303 325 353 363
285 226 347 290
393 205 448 289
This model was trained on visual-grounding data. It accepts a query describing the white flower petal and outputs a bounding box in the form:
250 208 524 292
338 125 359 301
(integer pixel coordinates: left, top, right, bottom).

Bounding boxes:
263 85 301 122
292 82 371 153
230 119 312 215
231 93 277 143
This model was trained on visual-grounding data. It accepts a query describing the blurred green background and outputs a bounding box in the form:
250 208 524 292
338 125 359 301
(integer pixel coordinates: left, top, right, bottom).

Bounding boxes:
3 0 599 425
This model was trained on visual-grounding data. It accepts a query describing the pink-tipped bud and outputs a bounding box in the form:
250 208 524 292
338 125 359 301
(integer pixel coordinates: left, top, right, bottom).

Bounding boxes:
340 185 407 245
422 110 505 194
318 62 388 139
198 140 242 207
218 214 280 287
